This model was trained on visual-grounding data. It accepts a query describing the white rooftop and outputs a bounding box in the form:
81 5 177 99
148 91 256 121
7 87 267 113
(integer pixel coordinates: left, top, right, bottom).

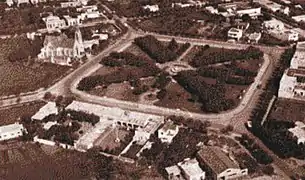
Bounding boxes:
165 165 181 176
178 158 205 178
0 123 24 134
288 121 305 144
32 102 58 121
43 121 57 130
66 101 164 133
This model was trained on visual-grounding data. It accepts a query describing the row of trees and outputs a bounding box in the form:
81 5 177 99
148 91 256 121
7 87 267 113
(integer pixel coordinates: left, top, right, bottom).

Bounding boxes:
191 46 263 67
174 70 235 113
236 134 273 165
100 51 152 67
65 110 100 125
134 36 183 63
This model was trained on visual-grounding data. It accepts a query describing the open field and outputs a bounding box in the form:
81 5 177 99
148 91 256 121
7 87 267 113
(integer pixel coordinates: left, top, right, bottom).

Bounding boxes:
0 101 46 126
269 99 305 122
0 37 71 96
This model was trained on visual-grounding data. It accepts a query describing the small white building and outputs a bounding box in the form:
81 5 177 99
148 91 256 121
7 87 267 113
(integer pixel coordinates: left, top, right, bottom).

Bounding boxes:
292 15 305 23
32 102 58 121
166 158 206 180
43 121 58 130
63 15 82 27
263 19 284 31
0 123 25 141
143 4 159 12
44 15 67 32
205 6 218 14
60 1 80 8
158 121 179 143
227 28 243 41
178 158 206 180
270 29 299 42
236 7 261 18
288 121 305 144
248 32 262 43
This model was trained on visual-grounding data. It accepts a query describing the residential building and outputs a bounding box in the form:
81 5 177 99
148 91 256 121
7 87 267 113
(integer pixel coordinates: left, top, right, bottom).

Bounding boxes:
44 15 67 32
227 28 243 41
288 121 305 144
178 158 206 180
63 15 82 27
143 4 159 12
263 19 284 31
205 6 218 14
60 1 80 8
43 121 58 130
32 102 58 121
0 123 25 141
236 7 261 18
166 158 206 180
165 165 183 180
248 32 261 43
6 0 29 7
292 15 305 22
279 42 305 99
158 121 179 143
270 29 299 42
254 0 282 12
197 146 248 180
37 28 85 66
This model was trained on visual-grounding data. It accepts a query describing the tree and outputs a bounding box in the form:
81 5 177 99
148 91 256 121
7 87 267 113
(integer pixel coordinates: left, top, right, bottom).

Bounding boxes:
262 165 274 175
241 14 251 22
168 38 179 52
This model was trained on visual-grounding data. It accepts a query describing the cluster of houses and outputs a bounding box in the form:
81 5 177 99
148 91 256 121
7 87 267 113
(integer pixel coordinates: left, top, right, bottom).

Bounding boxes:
6 0 88 7
165 146 248 180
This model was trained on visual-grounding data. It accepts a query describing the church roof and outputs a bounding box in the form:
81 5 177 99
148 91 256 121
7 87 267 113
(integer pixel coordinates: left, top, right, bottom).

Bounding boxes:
44 33 75 48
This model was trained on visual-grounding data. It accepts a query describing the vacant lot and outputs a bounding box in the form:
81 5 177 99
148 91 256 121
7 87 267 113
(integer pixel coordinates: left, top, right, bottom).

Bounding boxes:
269 99 305 122
0 101 46 126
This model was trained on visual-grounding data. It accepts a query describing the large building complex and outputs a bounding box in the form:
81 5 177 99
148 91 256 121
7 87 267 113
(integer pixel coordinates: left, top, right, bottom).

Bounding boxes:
279 42 305 99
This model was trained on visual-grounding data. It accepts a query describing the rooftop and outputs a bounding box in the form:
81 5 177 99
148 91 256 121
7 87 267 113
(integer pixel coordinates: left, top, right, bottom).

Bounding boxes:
228 28 242 33
197 146 239 174
32 102 58 120
0 123 24 134
178 158 205 177
289 121 305 143
160 121 178 132
165 165 181 176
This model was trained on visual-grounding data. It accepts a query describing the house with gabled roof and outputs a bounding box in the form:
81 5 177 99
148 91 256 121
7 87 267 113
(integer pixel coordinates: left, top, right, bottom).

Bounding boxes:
197 146 248 180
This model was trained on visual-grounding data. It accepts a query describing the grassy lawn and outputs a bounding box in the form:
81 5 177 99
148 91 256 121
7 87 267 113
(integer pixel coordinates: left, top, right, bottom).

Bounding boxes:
0 101 46 126
0 36 71 96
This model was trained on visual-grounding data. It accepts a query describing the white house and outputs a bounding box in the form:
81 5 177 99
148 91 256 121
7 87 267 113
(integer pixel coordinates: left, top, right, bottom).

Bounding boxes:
270 29 299 42
263 19 284 31
288 121 305 144
227 28 243 41
292 15 305 22
166 158 206 180
197 146 248 180
37 28 85 66
248 32 261 43
158 121 179 143
63 15 82 27
178 158 206 180
0 123 25 141
236 7 261 18
279 42 305 100
44 15 67 32
205 6 218 14
143 4 159 12
254 0 282 12
60 1 80 8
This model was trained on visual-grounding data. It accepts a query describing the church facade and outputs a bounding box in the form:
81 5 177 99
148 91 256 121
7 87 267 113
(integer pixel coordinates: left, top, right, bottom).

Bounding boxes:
38 28 85 66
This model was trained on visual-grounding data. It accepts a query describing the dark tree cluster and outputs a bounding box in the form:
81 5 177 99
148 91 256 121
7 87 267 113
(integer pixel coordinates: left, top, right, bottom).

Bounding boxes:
246 46 305 160
174 70 235 113
78 65 160 91
100 51 151 67
191 46 263 67
65 110 100 125
167 115 211 133
236 134 273 165
134 35 179 63
152 72 171 89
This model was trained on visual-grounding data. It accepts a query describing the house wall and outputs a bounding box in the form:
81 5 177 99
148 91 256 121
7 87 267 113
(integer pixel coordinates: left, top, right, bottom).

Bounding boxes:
0 129 24 141
217 168 248 180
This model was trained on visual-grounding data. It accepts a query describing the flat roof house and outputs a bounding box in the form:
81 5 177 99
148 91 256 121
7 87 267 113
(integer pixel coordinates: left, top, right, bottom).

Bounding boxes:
227 28 243 41
31 102 58 121
166 158 206 180
288 121 305 144
197 146 248 180
158 121 179 144
0 123 25 141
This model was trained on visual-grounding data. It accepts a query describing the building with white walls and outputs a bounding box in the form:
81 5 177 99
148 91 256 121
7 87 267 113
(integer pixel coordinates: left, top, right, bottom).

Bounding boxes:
166 158 206 180
197 146 248 180
0 123 25 141
32 102 58 121
288 121 305 144
227 28 243 41
44 15 67 32
263 19 284 31
143 4 159 12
